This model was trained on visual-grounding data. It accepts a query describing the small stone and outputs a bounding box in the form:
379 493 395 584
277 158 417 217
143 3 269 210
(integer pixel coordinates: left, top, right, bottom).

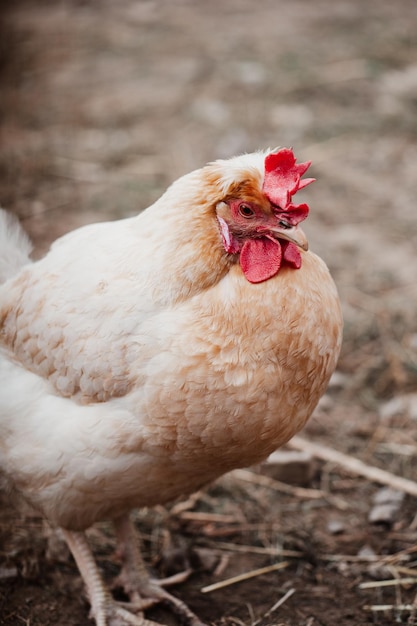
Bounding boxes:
357 545 377 559
368 488 405 525
368 503 400 525
259 450 313 486
327 519 346 535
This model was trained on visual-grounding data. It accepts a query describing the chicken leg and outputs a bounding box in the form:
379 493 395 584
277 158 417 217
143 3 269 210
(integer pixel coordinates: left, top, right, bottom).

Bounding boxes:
113 513 205 626
63 529 159 626
62 516 206 626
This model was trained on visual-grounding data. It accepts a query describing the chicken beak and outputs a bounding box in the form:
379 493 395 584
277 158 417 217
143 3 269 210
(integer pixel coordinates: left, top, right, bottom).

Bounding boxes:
269 224 309 251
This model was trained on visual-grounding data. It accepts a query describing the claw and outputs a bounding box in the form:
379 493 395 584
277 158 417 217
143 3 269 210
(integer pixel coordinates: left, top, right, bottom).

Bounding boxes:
156 569 192 588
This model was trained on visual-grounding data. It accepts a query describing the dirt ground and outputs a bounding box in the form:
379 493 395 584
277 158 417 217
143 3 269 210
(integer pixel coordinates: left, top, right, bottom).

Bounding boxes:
1 1 417 625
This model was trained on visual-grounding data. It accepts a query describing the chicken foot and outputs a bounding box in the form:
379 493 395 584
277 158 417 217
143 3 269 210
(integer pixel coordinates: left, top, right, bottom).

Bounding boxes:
63 529 160 626
113 513 206 626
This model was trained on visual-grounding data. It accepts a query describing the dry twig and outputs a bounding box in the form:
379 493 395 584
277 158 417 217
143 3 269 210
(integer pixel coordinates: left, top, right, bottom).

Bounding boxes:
232 468 325 498
207 540 303 559
206 540 413 565
359 578 417 589
289 436 417 497
201 561 289 593
232 468 349 509
252 587 296 626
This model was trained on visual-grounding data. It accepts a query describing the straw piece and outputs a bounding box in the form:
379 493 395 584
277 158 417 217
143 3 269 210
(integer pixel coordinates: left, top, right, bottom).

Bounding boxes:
201 561 289 593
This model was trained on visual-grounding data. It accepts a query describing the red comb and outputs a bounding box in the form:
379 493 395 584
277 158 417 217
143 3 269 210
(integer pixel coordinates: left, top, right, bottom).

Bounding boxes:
263 148 315 223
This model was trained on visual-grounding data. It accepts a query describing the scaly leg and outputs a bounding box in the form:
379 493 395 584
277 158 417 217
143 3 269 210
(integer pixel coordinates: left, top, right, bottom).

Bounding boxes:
62 529 159 626
113 513 206 626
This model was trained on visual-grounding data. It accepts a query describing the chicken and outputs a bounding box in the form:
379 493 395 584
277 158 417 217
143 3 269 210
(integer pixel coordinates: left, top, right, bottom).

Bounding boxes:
0 148 342 626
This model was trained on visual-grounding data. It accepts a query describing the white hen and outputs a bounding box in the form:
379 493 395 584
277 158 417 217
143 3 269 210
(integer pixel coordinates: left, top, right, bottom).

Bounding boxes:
0 149 342 626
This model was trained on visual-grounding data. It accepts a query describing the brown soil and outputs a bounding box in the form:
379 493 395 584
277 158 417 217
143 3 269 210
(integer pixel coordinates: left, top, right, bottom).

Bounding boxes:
1 1 417 625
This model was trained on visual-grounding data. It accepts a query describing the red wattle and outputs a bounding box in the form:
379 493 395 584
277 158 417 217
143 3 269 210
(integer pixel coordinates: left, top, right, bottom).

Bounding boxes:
282 241 302 269
239 237 282 283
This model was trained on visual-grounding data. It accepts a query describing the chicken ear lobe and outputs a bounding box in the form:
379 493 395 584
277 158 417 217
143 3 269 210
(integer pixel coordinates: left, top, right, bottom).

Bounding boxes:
239 237 282 283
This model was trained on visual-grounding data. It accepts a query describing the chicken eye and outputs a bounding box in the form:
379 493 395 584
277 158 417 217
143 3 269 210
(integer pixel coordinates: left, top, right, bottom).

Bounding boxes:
239 204 255 218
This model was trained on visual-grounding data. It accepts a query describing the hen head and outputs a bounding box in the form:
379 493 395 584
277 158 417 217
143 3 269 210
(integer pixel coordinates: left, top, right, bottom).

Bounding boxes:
213 148 314 283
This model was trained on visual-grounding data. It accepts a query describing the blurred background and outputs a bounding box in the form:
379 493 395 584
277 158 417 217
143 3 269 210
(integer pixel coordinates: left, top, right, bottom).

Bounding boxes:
1 1 417 624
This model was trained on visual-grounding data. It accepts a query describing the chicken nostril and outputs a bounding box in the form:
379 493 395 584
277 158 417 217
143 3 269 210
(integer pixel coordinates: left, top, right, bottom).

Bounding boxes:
278 219 291 229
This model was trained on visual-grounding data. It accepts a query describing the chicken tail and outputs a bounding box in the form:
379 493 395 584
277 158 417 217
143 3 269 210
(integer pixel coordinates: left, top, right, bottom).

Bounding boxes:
0 209 33 283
